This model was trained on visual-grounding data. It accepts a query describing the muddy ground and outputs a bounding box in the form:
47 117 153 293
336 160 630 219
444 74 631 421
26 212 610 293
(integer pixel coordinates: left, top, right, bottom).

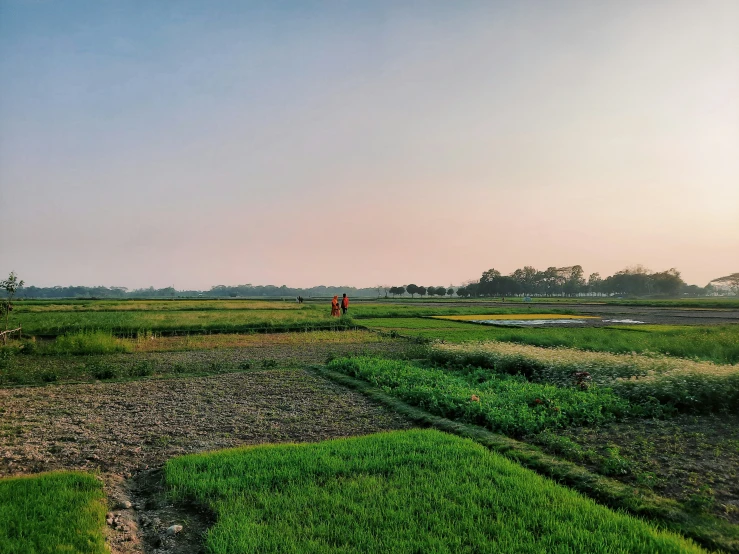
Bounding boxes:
384 300 739 325
0 370 413 553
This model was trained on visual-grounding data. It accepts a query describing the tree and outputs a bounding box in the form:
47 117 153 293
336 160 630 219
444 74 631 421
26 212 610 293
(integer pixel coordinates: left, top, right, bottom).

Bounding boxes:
1 271 24 335
418 286 427 297
406 284 419 298
711 273 739 296
650 268 684 297
588 273 602 295
447 287 454 296
558 265 585 297
389 286 405 297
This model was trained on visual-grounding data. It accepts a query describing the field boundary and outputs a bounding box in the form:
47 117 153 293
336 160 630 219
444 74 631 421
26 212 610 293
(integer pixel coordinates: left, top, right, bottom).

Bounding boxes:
0 326 22 344
312 366 739 553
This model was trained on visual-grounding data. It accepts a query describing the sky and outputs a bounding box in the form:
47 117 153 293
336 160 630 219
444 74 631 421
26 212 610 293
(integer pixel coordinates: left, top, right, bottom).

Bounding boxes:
1 0 737 289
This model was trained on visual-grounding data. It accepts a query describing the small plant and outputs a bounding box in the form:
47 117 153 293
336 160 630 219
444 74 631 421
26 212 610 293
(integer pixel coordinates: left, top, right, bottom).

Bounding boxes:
0 271 24 339
686 485 715 512
239 360 252 370
18 338 37 355
87 361 118 380
173 362 187 374
130 360 154 377
533 431 586 462
572 371 592 390
261 359 278 369
40 371 58 383
635 471 661 490
601 446 632 476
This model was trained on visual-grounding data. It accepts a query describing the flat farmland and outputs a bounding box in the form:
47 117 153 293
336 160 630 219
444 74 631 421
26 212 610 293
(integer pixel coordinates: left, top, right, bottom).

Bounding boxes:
2 297 738 553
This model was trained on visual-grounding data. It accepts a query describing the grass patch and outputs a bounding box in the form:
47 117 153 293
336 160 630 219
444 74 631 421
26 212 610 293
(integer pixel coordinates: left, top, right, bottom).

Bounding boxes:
38 331 131 355
0 471 107 554
166 429 703 553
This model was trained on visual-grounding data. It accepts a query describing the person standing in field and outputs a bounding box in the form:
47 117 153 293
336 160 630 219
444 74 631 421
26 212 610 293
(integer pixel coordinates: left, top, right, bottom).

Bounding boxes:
331 295 341 317
341 293 349 315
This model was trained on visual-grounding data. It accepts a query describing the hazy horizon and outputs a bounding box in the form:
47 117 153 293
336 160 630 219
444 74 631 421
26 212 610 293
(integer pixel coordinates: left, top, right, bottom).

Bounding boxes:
2 1 737 290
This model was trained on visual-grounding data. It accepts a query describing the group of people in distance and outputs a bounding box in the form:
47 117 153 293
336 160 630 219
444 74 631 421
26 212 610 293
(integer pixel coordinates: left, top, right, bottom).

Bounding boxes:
331 293 349 317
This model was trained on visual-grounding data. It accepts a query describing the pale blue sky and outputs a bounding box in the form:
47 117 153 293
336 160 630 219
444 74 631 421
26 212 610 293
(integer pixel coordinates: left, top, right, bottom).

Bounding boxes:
1 1 737 288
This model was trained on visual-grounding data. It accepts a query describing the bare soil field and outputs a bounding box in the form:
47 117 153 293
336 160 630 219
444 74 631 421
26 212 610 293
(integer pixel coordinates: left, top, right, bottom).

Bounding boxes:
560 415 739 524
0 370 413 553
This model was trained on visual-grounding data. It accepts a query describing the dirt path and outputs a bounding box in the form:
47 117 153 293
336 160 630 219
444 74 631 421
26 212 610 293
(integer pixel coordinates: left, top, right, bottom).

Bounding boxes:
0 370 413 553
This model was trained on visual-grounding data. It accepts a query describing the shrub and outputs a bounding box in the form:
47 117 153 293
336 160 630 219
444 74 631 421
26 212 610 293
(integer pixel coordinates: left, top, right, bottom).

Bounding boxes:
86 361 118 380
130 360 153 377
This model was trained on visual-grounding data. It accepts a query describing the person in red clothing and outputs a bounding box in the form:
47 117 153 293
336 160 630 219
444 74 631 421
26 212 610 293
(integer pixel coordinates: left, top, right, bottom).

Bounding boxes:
341 293 349 315
331 295 341 317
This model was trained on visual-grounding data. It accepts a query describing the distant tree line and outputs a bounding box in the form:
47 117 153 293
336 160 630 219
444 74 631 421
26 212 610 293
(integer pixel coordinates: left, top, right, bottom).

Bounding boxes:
11 267 735 299
452 265 718 298
17 283 388 299
388 285 454 298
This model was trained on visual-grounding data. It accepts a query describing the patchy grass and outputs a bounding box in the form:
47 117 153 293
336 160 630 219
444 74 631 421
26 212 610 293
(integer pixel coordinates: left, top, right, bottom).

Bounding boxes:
31 331 132 355
431 342 739 413
129 329 385 352
326 357 645 437
166 429 704 553
0 331 409 387
14 299 305 312
554 415 739 524
12 307 353 336
0 471 107 554
364 317 739 364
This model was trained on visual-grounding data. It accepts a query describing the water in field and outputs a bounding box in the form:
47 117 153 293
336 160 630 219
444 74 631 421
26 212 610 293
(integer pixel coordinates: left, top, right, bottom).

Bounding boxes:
472 319 588 326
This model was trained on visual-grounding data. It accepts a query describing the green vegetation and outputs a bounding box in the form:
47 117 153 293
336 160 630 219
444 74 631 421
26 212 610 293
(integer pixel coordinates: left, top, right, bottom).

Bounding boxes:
431 342 739 414
364 317 739 364
36 331 131 355
0 330 400 387
316 368 739 553
327 357 645 436
12 306 354 336
0 471 107 554
166 429 703 553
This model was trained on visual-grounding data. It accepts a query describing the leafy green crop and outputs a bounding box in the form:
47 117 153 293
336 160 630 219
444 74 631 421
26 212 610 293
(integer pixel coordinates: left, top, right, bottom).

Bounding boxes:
327 357 639 437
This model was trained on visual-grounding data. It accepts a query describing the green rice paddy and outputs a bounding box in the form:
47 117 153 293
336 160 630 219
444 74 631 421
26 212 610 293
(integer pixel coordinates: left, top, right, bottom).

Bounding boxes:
166 429 704 553
0 472 107 554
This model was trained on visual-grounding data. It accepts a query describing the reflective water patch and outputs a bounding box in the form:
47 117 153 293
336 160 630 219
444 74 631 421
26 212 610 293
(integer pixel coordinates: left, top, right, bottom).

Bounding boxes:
472 319 588 326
